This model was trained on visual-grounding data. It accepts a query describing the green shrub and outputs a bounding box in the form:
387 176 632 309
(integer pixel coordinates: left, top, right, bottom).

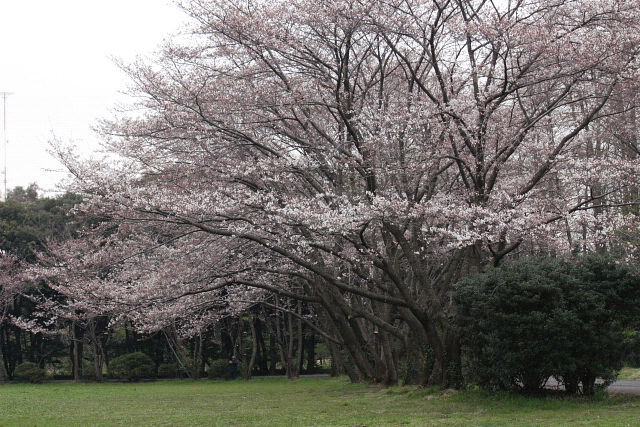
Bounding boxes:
108 352 155 381
454 254 640 395
623 331 640 368
14 362 46 383
208 358 229 379
237 361 249 379
82 359 96 380
556 254 640 395
158 363 179 378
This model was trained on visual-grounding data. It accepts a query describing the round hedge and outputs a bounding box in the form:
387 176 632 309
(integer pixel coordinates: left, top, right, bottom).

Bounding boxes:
157 363 179 378
14 362 46 383
454 254 640 395
108 352 155 381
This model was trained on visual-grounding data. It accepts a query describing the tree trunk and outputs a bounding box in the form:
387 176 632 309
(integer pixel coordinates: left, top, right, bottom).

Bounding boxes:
305 333 316 374
88 322 104 382
268 330 277 375
191 333 203 380
0 331 5 382
327 339 361 382
381 331 398 386
1 326 12 379
286 312 295 379
317 288 377 381
92 340 104 382
71 322 83 381
256 317 268 375
327 339 340 377
295 302 303 378
247 315 257 379
424 331 462 389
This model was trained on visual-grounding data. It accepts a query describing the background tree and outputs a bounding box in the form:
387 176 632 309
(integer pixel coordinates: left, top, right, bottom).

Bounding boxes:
0 186 81 378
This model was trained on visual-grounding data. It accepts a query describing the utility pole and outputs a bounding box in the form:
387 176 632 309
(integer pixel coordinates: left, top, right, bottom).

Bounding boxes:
0 92 10 202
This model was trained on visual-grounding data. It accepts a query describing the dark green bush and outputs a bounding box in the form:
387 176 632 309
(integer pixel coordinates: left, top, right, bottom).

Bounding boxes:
237 361 248 379
14 362 46 383
208 358 230 379
454 254 640 395
157 363 179 378
623 331 640 368
108 352 155 381
557 254 640 395
82 360 96 380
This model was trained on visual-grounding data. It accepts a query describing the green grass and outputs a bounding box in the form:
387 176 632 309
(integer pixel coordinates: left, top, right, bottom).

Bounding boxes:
619 367 640 380
0 377 639 426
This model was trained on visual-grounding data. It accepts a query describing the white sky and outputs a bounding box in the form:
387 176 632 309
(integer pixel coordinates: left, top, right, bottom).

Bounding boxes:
0 0 188 196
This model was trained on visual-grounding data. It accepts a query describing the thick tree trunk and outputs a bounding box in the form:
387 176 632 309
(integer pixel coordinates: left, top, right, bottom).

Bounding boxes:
581 374 597 396
88 325 104 382
422 329 462 389
327 339 340 377
317 289 377 381
381 331 398 386
327 339 362 382
92 340 104 382
86 320 105 382
334 319 376 381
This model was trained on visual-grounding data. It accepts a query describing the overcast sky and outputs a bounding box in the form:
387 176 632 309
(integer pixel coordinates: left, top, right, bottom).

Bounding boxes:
0 0 188 196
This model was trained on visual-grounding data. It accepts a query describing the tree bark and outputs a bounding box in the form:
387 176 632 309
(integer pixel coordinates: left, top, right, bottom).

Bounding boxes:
305 333 316 374
295 302 303 378
71 322 83 381
0 331 5 382
88 321 104 382
286 312 295 378
247 315 257 379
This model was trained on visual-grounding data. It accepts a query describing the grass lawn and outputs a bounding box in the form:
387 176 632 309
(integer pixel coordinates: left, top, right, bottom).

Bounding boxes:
619 367 640 380
0 377 639 426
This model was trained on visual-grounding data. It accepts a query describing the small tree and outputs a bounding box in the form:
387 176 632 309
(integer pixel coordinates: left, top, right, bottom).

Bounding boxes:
454 254 640 395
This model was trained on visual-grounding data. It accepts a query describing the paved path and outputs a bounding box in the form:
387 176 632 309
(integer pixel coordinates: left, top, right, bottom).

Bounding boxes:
607 379 640 395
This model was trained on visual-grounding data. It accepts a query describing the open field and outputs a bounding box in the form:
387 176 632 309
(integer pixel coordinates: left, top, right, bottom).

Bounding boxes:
619 368 640 381
1 377 640 426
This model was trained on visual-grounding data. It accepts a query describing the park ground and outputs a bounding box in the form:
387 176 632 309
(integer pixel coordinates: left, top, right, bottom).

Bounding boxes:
619 367 640 380
1 377 640 425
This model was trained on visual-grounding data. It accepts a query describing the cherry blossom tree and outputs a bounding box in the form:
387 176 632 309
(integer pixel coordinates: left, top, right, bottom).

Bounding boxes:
52 0 640 387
